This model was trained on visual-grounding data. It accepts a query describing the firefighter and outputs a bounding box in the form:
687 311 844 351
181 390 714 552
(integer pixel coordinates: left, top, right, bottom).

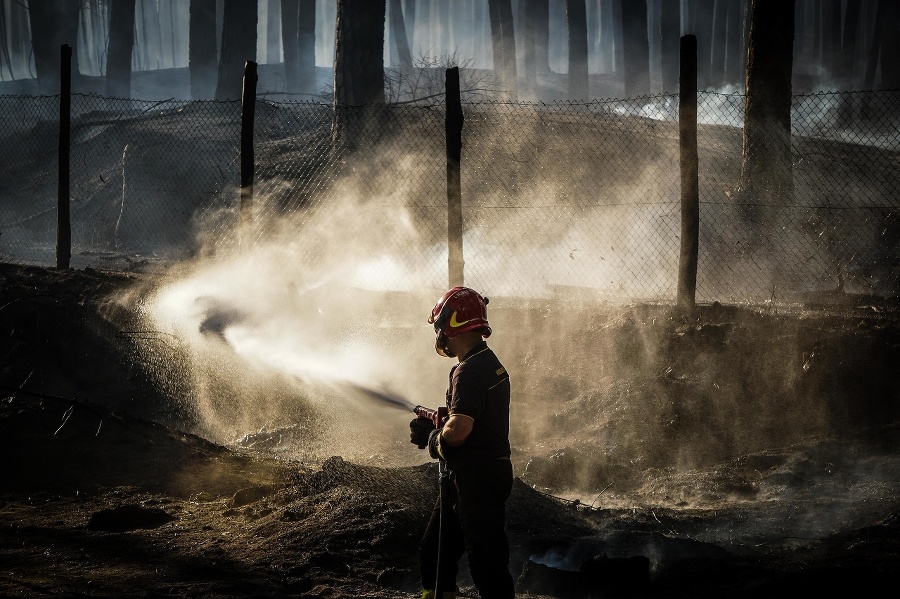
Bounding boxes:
410 286 515 599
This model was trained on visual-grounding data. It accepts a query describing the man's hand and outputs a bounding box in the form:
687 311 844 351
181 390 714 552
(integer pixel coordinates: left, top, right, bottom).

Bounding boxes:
409 417 435 449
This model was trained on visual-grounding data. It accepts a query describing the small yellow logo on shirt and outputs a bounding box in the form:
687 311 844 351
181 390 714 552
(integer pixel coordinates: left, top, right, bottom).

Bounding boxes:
496 367 506 376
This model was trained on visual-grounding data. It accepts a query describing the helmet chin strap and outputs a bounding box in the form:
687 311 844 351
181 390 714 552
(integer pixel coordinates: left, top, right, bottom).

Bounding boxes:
435 333 456 358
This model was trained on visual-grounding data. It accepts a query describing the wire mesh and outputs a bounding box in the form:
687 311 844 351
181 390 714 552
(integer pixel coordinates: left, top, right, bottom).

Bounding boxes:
0 89 896 305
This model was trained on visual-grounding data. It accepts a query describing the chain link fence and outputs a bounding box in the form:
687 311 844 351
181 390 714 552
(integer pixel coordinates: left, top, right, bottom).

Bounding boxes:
0 89 897 305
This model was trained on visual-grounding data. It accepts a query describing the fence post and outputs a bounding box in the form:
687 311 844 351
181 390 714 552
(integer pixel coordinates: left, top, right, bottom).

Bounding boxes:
57 44 72 269
240 60 258 241
677 35 699 310
446 67 464 287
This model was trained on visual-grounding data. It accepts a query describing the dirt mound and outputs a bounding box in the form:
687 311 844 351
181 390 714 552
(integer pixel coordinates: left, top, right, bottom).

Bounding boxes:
2 262 899 597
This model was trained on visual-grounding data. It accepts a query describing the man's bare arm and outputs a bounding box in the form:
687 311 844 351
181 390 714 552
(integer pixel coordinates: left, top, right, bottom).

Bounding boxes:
441 414 474 447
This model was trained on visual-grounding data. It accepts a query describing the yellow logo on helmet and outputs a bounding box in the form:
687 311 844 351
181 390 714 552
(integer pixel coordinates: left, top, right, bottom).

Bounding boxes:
448 311 471 328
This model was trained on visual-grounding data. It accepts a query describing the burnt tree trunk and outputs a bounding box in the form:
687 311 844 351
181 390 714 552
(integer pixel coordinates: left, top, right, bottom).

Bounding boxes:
739 0 795 217
724 0 743 87
266 0 281 63
332 0 386 147
189 0 217 99
837 0 861 86
28 0 80 94
660 0 680 93
710 0 728 88
488 0 518 99
333 0 385 105
880 0 900 88
566 0 589 99
106 0 136 98
389 0 413 69
621 0 650 96
281 0 300 93
298 0 316 93
216 0 258 100
693 0 714 89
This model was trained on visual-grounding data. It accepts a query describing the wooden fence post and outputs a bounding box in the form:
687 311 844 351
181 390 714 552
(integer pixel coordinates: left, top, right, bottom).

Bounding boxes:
57 44 72 269
446 67 464 287
240 60 258 241
677 35 699 310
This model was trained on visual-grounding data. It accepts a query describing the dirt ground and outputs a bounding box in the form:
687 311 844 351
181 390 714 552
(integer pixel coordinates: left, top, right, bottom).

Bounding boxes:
2 263 899 598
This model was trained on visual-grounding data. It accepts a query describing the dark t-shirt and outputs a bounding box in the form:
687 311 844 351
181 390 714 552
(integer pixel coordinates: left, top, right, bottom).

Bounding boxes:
444 342 511 471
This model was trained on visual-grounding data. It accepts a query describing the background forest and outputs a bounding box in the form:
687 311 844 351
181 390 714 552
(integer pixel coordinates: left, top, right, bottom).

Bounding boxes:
0 0 898 103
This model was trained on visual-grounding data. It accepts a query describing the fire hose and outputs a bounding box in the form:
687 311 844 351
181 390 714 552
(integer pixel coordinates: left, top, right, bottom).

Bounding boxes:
414 405 451 596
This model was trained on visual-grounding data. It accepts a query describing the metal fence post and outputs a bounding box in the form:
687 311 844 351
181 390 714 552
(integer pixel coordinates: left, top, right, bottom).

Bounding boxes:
678 35 699 310
240 60 258 241
57 44 72 270
446 67 464 287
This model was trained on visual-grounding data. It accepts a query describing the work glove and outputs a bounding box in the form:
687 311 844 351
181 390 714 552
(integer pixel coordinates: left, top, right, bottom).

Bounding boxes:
427 428 443 460
410 417 435 449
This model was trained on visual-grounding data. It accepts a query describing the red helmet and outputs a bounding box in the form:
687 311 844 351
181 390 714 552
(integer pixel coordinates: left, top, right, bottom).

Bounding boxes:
428 286 492 340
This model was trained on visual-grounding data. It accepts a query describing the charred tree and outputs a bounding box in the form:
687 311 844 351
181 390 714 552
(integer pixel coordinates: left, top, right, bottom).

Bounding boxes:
189 0 217 99
693 0 714 89
389 0 412 69
216 0 258 100
298 0 316 93
837 0 861 86
281 0 300 93
566 0 589 100
488 0 518 99
332 0 386 147
333 0 385 106
725 0 743 87
138 0 163 70
404 0 416 49
863 0 886 90
521 0 545 93
711 0 727 88
105 0 136 98
621 0 650 96
660 0 680 92
28 0 80 94
266 0 281 63
881 0 900 88
739 0 795 218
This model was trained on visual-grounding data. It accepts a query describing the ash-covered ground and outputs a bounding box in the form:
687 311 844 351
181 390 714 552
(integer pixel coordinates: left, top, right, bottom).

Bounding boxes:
1 263 899 598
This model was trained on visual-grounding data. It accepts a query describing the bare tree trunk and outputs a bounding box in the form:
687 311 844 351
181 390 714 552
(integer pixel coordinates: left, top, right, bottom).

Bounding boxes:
740 0 795 213
417 0 431 57
298 0 316 92
266 0 281 63
488 0 518 99
693 0 714 89
28 0 80 94
190 0 218 99
389 0 413 69
724 0 743 88
534 0 550 72
621 0 650 96
837 0 861 86
333 0 386 105
566 0 589 99
881 0 900 88
710 0 727 88
140 0 163 69
281 0 300 92
106 0 136 98
216 0 258 100
522 0 538 93
864 0 886 90
660 0 680 92
404 0 417 50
